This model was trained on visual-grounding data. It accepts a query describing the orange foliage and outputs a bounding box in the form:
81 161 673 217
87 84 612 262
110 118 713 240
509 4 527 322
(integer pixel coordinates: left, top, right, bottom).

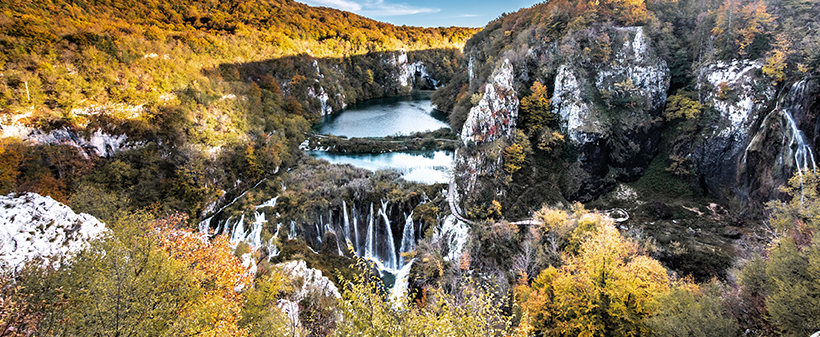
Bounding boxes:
153 213 253 337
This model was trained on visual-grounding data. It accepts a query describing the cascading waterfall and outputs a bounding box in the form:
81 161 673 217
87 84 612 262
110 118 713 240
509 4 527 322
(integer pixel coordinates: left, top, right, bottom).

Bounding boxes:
269 222 283 258
214 220 224 236
248 212 266 247
343 200 353 250
229 214 246 244
353 204 361 256
289 220 297 240
742 79 818 201
198 217 211 235
399 211 415 267
380 204 398 271
255 196 278 209
366 203 375 259
783 108 816 174
389 259 415 305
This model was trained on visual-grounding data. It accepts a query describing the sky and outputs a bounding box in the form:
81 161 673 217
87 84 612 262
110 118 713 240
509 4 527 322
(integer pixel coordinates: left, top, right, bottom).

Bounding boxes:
294 0 542 28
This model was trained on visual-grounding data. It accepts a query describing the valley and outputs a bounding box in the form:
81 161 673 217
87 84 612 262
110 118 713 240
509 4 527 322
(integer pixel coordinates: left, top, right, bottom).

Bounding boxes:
1 0 820 335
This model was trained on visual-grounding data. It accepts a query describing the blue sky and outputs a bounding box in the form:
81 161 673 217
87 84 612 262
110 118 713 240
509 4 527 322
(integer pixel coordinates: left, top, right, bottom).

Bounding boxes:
294 0 542 28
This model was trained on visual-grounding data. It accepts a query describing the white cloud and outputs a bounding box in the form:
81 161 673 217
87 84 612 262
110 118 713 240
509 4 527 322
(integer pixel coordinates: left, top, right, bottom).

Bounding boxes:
297 0 363 11
296 0 439 17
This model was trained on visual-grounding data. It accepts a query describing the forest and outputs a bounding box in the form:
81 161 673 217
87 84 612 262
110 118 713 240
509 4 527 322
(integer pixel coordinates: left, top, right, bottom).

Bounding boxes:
2 0 820 335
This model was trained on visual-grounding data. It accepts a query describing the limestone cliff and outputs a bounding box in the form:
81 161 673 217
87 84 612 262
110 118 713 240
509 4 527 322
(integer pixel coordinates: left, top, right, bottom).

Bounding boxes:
456 59 518 194
553 26 670 201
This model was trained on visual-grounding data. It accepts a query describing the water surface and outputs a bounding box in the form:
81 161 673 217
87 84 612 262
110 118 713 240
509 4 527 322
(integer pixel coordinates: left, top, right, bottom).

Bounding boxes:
315 97 449 138
309 151 453 184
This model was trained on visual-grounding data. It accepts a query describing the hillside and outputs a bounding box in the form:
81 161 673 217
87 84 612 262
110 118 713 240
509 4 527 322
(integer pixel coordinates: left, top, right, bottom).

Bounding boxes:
3 0 820 336
0 0 477 216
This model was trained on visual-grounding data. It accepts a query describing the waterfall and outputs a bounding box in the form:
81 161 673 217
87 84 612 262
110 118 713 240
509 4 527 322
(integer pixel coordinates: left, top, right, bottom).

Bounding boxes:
399 211 415 267
742 79 818 201
255 196 278 209
343 200 352 249
366 203 375 259
229 215 246 244
353 204 361 256
248 212 266 247
389 259 415 305
214 219 224 236
268 222 283 258
783 109 816 171
380 202 397 271
198 217 212 235
315 223 322 243
288 220 297 240
439 215 469 262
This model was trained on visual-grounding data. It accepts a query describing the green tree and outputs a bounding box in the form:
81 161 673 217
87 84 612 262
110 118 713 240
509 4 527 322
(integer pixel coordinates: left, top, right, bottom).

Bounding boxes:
648 281 737 337
739 170 820 336
56 213 202 336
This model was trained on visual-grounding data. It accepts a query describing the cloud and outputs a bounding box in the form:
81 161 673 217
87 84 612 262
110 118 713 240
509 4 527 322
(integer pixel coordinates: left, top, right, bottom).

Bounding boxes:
297 0 363 11
358 0 440 16
297 0 439 17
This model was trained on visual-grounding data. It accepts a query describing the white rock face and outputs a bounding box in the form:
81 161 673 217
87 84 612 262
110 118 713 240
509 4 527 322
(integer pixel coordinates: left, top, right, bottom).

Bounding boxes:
0 124 130 158
548 26 670 199
393 50 437 89
700 60 772 138
308 86 334 116
276 260 341 300
553 26 669 145
437 215 469 262
460 59 518 145
552 64 601 143
0 193 106 270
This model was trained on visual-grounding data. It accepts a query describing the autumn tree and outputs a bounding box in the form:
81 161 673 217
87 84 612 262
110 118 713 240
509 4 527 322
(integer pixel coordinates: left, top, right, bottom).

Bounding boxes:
516 209 669 337
518 82 554 136
334 259 511 336
154 212 253 337
712 0 775 58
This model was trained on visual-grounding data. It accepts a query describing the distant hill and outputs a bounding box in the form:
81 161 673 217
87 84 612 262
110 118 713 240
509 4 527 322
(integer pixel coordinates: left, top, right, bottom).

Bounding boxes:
0 0 477 216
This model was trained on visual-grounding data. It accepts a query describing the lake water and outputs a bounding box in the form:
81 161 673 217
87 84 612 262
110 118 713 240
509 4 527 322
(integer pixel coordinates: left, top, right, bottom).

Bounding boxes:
314 97 450 137
309 150 453 184
310 97 455 184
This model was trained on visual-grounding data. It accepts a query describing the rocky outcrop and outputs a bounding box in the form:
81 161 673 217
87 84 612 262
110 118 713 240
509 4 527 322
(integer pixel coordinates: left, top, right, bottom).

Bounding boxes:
0 193 107 270
683 60 775 199
553 26 670 201
1 123 131 158
393 50 439 89
274 259 340 328
460 59 518 145
277 259 341 299
739 77 819 203
456 59 518 193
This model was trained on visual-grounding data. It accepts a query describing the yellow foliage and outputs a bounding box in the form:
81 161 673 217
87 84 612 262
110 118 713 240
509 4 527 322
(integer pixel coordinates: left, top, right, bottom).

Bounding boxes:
516 208 669 337
763 33 792 84
664 92 703 120
503 142 526 174
154 213 253 337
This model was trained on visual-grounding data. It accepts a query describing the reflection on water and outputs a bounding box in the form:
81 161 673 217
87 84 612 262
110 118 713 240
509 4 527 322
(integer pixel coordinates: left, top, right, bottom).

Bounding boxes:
309 151 453 184
315 97 449 138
